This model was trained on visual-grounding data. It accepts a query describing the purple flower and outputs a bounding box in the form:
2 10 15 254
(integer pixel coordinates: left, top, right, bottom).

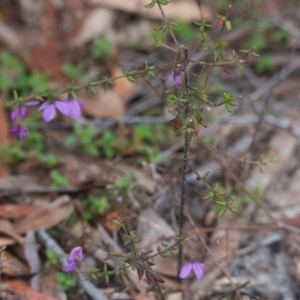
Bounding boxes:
38 100 70 122
62 246 83 272
179 261 205 280
173 72 181 88
10 124 28 138
173 65 185 88
11 106 27 122
66 99 84 120
38 99 84 122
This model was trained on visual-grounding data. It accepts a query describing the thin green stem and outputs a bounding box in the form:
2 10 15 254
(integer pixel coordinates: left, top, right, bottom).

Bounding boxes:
156 2 181 51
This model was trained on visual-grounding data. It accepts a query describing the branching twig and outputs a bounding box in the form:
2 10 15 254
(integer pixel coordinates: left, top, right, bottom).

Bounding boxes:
198 139 300 234
156 2 181 50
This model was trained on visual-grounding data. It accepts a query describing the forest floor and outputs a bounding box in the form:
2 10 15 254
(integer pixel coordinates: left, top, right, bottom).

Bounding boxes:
1 0 300 299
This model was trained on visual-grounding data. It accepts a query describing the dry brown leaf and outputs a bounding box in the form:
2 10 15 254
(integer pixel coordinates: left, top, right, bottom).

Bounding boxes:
0 237 16 247
0 101 10 179
135 170 158 194
280 216 300 227
26 1 70 84
14 195 74 234
138 208 175 247
137 208 177 277
1 251 30 276
0 219 24 244
71 8 114 46
1 280 58 300
78 87 125 119
89 0 213 21
62 156 117 187
165 292 182 300
0 203 38 219
129 288 156 300
0 22 34 69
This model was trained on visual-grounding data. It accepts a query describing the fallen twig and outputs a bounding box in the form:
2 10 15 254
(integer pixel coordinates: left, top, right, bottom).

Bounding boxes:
36 228 108 300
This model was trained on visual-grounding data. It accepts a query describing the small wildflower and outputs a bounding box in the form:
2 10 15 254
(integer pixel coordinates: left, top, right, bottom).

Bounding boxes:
62 246 83 272
11 106 27 122
38 100 70 122
10 101 39 138
173 72 181 88
39 99 84 122
179 261 205 280
10 124 28 138
173 64 185 88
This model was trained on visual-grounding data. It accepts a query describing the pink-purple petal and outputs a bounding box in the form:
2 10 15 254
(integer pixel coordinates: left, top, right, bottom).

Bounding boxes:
39 102 49 111
69 100 82 119
10 124 29 138
20 106 27 118
179 262 193 279
19 125 28 138
11 109 19 122
26 100 39 106
55 101 70 116
10 124 19 134
43 104 56 122
192 262 205 279
69 246 83 262
77 100 84 108
62 246 83 273
173 73 181 88
62 261 78 272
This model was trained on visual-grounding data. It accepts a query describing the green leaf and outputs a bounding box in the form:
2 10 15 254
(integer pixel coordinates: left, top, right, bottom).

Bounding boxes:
90 37 114 59
255 55 273 73
127 76 136 82
62 63 85 80
228 206 239 214
219 206 227 217
50 170 69 187
215 201 226 207
202 171 209 180
87 84 96 95
84 144 99 156
155 35 164 47
159 0 172 4
161 241 168 247
144 0 157 8
225 20 232 31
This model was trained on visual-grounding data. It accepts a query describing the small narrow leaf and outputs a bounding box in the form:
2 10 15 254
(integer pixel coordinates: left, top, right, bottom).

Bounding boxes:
219 206 227 217
144 0 157 8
